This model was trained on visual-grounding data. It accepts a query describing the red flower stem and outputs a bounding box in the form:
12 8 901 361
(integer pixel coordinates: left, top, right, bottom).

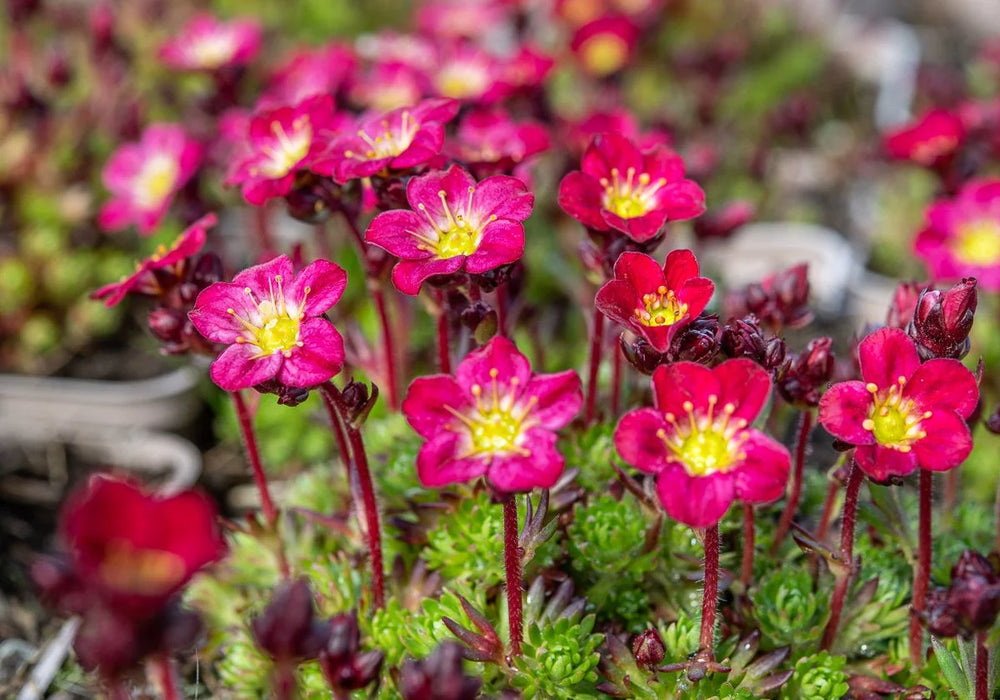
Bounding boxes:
771 410 814 555
495 281 508 337
584 307 605 423
436 292 451 374
910 469 933 667
503 494 523 656
152 656 181 700
820 459 864 651
610 340 623 419
977 630 990 700
230 391 278 527
699 524 720 659
319 383 386 609
816 478 840 542
369 284 400 410
740 504 755 589
273 661 296 700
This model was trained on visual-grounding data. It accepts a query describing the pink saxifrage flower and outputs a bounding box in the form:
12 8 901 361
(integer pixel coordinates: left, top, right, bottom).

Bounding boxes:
446 109 550 174
91 213 216 307
558 132 705 242
365 165 533 295
883 108 965 169
596 250 714 352
189 255 347 391
570 16 640 77
98 124 202 234
819 327 978 482
227 96 347 206
614 359 791 528
914 178 1000 291
313 98 459 183
402 337 582 493
258 43 356 109
159 14 261 72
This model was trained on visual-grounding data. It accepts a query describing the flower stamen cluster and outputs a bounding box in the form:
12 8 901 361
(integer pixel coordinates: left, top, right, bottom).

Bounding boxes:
227 275 311 359
411 188 497 259
600 167 668 220
447 369 538 458
657 396 749 477
636 285 687 327
861 377 930 452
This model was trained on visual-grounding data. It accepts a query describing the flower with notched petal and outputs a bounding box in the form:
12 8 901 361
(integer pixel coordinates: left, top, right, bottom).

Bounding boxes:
159 13 261 71
570 16 640 77
883 109 965 170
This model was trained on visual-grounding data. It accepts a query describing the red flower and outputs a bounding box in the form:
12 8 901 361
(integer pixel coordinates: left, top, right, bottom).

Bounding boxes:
914 178 1000 290
614 359 790 528
365 165 533 295
595 250 714 352
402 337 582 493
446 109 550 173
347 61 425 112
558 132 705 242
818 327 978 481
258 43 356 109
91 214 215 307
883 109 965 169
570 16 640 77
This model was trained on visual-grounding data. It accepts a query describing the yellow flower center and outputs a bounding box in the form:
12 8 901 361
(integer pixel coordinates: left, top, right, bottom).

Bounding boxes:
188 33 237 68
412 187 497 259
447 368 537 457
952 219 1000 266
135 154 180 209
634 286 688 327
228 274 309 357
910 135 958 165
580 35 629 76
657 396 749 477
100 540 186 596
258 118 312 178
600 167 668 220
345 110 417 161
435 64 491 100
861 377 930 451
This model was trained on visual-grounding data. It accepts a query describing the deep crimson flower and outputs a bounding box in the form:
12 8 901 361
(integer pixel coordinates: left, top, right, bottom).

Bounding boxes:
614 359 790 528
91 214 215 307
98 124 202 234
818 327 978 481
159 14 261 71
189 255 347 391
883 109 965 169
558 132 705 242
914 178 1000 290
570 16 640 77
595 250 714 352
446 109 550 173
313 98 458 183
365 165 533 295
258 43 356 109
402 337 582 493
227 96 348 206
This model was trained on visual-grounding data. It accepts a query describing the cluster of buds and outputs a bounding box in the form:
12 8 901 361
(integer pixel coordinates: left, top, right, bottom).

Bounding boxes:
720 315 787 373
724 263 812 331
921 550 1000 638
618 314 721 374
906 278 978 360
399 642 482 700
776 337 835 408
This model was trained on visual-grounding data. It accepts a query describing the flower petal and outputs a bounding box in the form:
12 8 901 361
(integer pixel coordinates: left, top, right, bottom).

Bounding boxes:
390 256 465 295
232 255 295 294
818 381 876 445
595 280 642 333
189 283 257 343
651 362 721 420
713 359 771 424
471 175 533 222
662 248 700 289
455 336 532 393
854 444 917 482
905 358 979 419
733 431 790 504
365 210 435 260
614 408 670 474
402 375 471 439
277 319 344 387
655 464 735 528
416 431 486 488
557 171 606 230
858 327 920 389
464 219 524 273
521 370 582 430
486 428 564 492
613 251 664 292
209 343 281 391
290 259 347 316
912 411 973 472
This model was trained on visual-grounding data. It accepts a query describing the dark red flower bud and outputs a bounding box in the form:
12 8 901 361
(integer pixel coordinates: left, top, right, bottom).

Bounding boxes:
619 334 668 375
692 200 755 240
721 316 767 365
726 264 812 331
670 314 721 365
631 628 666 670
251 579 330 663
764 336 788 373
148 308 187 344
46 49 73 89
985 404 1000 435
254 379 311 407
886 281 930 329
777 337 835 407
89 2 115 54
399 642 482 700
908 278 977 360
922 587 961 638
921 550 1000 638
190 253 224 289
319 612 384 693
285 172 342 223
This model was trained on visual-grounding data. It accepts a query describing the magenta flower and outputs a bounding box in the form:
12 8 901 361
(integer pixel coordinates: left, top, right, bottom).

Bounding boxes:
402 337 582 493
570 16 640 77
258 43 356 109
446 109 550 173
819 328 978 481
416 0 510 40
914 178 1000 291
159 14 261 71
365 165 533 295
346 61 425 112
313 98 459 184
226 96 348 206
596 250 714 352
189 255 347 391
614 359 790 528
558 132 705 242
98 124 202 234
883 109 965 169
427 43 509 104
92 213 216 307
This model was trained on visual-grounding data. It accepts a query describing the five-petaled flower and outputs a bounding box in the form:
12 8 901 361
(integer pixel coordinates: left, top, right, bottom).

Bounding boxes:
558 132 705 242
614 359 790 528
402 336 582 493
91 213 216 307
818 327 978 482
365 165 533 295
914 178 1000 291
596 249 714 352
159 13 262 71
313 98 459 183
883 108 965 170
189 254 348 391
98 124 202 234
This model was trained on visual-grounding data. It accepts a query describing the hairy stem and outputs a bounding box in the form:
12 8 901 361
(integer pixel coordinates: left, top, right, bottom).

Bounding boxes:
977 631 990 700
910 469 933 667
584 307 605 423
820 460 864 651
740 504 755 589
771 410 814 554
503 495 523 656
700 524 720 659
230 391 278 527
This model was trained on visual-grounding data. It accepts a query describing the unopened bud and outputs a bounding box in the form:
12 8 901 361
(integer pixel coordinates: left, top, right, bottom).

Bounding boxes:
908 278 977 360
251 579 330 663
399 642 481 700
886 281 930 329
670 314 720 365
631 628 666 670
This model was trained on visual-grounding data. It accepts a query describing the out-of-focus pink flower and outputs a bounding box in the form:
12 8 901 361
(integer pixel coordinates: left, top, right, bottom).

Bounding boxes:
189 255 348 391
355 32 437 73
614 359 790 528
91 214 216 307
313 98 458 183
258 43 356 109
914 178 1000 290
159 14 261 71
500 45 555 94
402 336 582 493
446 109 550 173
98 124 202 234
692 200 755 240
555 0 607 28
427 43 510 104
365 165 533 294
883 109 965 170
347 61 426 112
570 16 640 77
226 96 348 206
819 327 978 482
562 109 671 156
558 132 704 242
416 0 510 39
886 280 930 329
596 250 714 352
